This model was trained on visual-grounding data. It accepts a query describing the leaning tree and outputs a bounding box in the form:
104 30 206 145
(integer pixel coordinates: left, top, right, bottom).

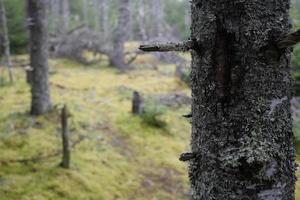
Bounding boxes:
27 0 51 115
140 0 297 199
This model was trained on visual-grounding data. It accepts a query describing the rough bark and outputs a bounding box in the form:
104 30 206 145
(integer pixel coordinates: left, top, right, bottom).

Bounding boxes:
188 1 295 199
109 0 130 71
139 40 194 52
0 0 13 83
28 0 51 115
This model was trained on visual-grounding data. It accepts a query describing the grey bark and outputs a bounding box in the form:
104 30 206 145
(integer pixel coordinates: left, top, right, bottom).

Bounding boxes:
28 0 51 115
83 0 88 25
151 0 164 38
0 0 13 83
188 1 295 199
50 0 60 33
109 0 130 71
60 0 70 32
99 0 109 34
132 91 144 115
61 105 70 169
137 0 149 41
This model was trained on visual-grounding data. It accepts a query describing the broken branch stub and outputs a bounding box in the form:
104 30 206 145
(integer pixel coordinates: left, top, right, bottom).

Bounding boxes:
139 40 194 52
277 29 300 49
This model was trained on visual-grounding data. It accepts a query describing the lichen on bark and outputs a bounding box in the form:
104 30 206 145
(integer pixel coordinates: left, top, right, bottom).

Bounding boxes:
189 0 296 199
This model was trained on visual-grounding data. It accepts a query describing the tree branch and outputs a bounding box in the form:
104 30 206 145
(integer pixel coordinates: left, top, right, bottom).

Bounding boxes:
139 40 194 52
277 29 300 49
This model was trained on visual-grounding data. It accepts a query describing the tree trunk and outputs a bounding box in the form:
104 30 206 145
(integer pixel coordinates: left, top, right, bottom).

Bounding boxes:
0 0 13 83
151 0 164 39
27 0 51 115
60 0 69 32
132 91 144 115
61 105 70 169
82 0 88 25
189 1 295 199
50 0 60 33
99 0 108 35
137 0 148 41
109 0 130 71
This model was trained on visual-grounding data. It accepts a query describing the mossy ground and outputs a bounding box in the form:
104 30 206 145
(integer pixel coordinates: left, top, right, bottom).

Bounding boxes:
0 52 300 199
0 54 191 200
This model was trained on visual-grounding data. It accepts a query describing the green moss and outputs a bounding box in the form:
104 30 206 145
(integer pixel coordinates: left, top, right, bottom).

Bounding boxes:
0 56 190 199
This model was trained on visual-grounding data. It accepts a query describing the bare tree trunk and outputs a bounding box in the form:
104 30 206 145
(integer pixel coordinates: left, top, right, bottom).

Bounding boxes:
27 0 51 115
99 0 108 35
151 0 164 39
188 1 295 199
0 0 13 83
50 0 60 33
137 0 149 41
61 105 70 169
109 0 130 71
92 0 99 30
82 0 88 25
60 0 69 32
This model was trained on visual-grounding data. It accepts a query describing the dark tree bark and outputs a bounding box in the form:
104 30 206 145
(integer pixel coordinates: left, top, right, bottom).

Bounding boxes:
132 91 144 115
27 0 51 115
140 0 296 199
61 105 70 169
0 0 13 83
188 1 295 199
109 0 130 71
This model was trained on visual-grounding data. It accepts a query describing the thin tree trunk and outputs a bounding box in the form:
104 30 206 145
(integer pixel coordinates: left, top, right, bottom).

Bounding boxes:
60 0 69 32
109 0 130 71
151 0 164 39
27 0 51 115
50 0 60 33
82 0 88 25
188 1 295 199
0 0 13 83
61 105 70 169
99 0 108 35
137 0 148 41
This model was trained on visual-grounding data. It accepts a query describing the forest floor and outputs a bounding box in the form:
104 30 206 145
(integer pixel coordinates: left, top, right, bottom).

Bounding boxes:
0 52 192 200
0 50 300 199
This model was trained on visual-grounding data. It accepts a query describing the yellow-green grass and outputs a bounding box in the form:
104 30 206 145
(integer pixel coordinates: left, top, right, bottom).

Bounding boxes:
0 56 190 200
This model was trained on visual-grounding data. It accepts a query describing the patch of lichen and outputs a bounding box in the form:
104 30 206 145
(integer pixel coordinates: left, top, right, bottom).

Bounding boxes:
0 55 190 199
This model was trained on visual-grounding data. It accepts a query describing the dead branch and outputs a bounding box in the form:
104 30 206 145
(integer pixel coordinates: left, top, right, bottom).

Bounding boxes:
139 40 194 52
277 29 300 49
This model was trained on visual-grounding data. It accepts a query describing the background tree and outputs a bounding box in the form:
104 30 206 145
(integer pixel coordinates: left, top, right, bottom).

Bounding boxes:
109 0 130 71
0 0 13 83
27 0 51 115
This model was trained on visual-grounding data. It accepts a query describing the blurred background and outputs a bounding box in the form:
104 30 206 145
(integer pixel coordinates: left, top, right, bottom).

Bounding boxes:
0 0 300 199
